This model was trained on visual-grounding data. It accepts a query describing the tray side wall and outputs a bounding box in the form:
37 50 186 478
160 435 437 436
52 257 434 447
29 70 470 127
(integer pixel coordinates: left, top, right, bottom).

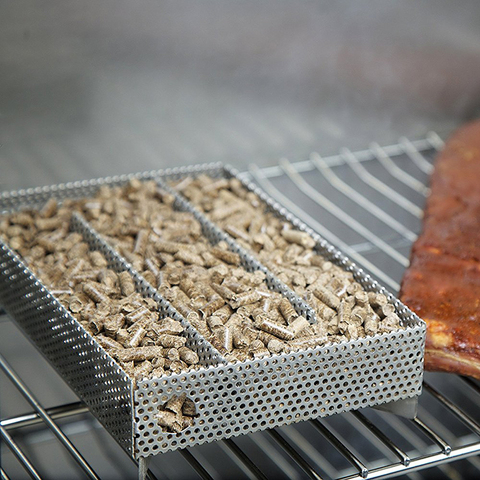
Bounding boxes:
0 242 134 455
134 324 424 457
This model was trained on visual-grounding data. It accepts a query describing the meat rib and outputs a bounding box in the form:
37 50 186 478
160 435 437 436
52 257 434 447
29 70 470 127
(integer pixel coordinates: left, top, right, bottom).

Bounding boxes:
400 121 480 379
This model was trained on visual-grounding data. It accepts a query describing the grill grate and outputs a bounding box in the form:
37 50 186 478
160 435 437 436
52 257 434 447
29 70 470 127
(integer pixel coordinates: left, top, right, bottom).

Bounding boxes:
2 132 480 479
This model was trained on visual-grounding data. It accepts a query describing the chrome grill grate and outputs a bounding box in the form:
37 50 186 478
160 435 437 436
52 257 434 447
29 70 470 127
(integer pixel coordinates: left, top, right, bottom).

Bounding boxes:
3 132 480 480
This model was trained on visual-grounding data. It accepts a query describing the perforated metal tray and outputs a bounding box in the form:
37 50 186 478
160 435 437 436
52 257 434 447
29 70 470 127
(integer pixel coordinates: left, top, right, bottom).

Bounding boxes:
0 165 426 460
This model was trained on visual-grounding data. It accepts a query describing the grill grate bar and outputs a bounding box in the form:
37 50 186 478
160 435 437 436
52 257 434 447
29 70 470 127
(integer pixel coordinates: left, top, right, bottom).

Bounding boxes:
340 442 480 480
427 131 446 150
311 152 417 242
222 439 269 480
411 418 451 455
363 405 460 480
370 142 430 196
310 420 368 479
0 354 100 480
255 138 434 179
266 429 324 480
351 411 410 466
416 403 480 473
249 432 301 479
423 383 480 437
0 468 12 480
0 426 42 480
179 450 214 480
460 376 480 396
279 426 339 479
1 402 88 430
279 158 409 267
399 137 434 174
340 148 423 218
248 163 400 291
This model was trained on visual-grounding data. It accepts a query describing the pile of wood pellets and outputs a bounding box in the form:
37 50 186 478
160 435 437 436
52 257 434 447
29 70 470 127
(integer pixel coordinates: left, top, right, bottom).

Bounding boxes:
0 201 200 381
1 174 404 379
156 393 197 433
170 175 403 342
77 180 323 361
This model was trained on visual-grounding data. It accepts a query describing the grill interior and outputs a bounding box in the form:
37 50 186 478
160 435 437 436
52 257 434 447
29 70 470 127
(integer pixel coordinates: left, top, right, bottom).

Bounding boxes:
2 133 480 480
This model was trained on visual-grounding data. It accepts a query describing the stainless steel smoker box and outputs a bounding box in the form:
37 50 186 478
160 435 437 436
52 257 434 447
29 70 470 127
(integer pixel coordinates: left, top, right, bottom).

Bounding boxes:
0 164 425 460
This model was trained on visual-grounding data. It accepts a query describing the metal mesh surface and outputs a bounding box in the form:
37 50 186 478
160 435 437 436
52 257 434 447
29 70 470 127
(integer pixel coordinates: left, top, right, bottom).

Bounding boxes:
0 241 134 455
134 325 423 457
0 164 224 214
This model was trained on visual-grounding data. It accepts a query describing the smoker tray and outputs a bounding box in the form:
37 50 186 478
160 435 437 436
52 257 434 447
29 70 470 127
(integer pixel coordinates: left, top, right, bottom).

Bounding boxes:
0 163 424 461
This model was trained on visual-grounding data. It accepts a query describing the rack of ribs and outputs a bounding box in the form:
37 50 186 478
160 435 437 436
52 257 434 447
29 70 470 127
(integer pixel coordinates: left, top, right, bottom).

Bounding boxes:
400 120 480 379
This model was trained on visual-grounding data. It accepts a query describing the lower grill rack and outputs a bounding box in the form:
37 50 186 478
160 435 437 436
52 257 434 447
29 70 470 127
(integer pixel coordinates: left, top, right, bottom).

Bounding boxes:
2 132 480 480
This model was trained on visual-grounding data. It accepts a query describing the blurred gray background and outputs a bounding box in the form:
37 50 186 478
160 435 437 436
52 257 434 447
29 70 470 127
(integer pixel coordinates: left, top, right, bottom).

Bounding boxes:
1 0 480 189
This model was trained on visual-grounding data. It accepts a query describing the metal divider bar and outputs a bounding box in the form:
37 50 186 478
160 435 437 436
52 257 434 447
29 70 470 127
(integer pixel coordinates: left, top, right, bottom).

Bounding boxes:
310 419 368 478
310 153 417 243
248 163 400 291
370 143 430 196
0 426 42 480
399 137 434 174
0 353 100 480
351 411 410 466
70 211 227 366
266 429 324 480
279 158 410 267
158 178 316 323
340 148 423 218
